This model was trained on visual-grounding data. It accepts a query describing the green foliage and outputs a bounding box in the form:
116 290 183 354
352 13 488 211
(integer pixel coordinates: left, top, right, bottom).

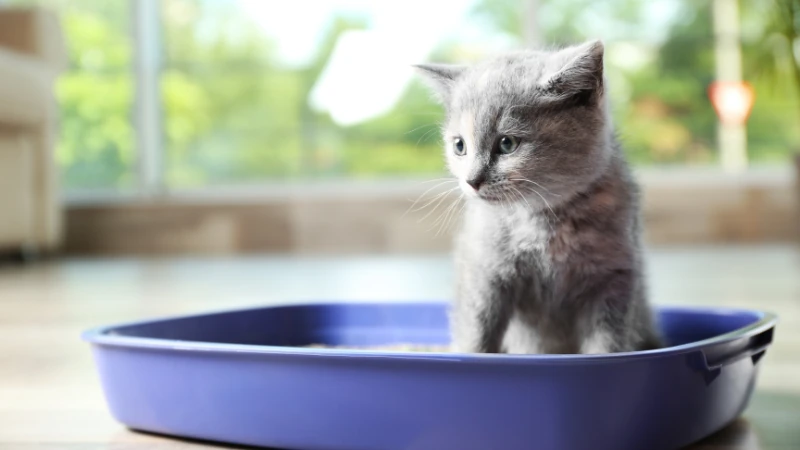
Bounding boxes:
623 2 717 164
52 1 134 189
57 73 135 188
473 0 800 166
742 0 800 159
13 0 800 191
340 81 445 177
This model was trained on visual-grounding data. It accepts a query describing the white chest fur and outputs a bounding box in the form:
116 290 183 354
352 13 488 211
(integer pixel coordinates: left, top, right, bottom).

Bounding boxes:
502 204 551 254
463 201 554 279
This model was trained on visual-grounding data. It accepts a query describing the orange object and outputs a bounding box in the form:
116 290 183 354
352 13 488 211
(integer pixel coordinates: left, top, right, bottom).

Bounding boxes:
708 81 755 126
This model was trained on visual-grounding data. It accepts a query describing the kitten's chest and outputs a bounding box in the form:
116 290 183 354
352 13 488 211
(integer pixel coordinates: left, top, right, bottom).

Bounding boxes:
474 205 555 275
504 212 551 255
505 216 555 283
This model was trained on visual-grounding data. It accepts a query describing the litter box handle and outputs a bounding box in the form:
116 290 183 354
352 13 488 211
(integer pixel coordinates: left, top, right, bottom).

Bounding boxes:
691 328 774 373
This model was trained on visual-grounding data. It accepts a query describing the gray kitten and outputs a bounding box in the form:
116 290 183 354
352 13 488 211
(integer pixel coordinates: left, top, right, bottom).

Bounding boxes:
415 41 662 354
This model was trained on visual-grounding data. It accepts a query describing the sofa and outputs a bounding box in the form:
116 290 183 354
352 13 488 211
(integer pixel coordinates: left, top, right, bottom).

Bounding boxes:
0 8 65 254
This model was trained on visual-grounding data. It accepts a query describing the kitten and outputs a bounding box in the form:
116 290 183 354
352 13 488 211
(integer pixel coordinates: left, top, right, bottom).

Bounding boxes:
415 40 662 354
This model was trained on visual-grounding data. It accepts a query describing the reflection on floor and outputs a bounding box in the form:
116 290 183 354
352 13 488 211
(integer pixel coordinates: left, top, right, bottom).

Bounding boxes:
0 245 798 449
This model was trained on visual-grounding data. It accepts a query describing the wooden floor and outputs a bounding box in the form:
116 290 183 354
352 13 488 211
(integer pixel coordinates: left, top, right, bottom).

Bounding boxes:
0 245 798 449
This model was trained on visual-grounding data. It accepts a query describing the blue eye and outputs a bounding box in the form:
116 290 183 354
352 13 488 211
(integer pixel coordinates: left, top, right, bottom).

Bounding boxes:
498 135 518 154
453 137 466 156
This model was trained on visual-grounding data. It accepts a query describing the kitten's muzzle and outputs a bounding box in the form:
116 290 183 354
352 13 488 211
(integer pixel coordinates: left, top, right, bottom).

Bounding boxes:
466 174 486 191
475 185 506 202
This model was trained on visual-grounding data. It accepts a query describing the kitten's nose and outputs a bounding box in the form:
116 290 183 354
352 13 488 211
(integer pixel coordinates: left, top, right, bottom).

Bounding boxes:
467 175 485 191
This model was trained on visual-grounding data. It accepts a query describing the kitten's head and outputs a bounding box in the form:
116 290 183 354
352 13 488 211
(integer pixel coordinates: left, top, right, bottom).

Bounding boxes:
415 40 612 209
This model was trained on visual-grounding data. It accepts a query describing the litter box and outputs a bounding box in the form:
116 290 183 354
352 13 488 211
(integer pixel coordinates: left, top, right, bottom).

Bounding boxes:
83 303 776 450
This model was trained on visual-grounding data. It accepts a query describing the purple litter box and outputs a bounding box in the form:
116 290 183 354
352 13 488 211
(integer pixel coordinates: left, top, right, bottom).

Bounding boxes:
83 303 775 450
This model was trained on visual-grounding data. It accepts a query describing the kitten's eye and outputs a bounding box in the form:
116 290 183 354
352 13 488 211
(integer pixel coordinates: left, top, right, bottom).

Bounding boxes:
498 135 519 154
453 137 466 156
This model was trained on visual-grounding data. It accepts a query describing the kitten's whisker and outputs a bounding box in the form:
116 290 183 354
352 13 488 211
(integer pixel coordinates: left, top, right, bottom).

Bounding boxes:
432 195 459 229
403 181 457 217
418 188 459 223
416 127 440 147
428 196 458 235
452 197 468 232
446 198 465 234
408 189 453 215
510 186 532 212
524 186 558 226
439 195 464 236
515 187 555 232
408 184 456 212
404 123 437 135
500 190 514 213
415 177 456 186
404 112 445 117
441 194 465 236
510 178 562 197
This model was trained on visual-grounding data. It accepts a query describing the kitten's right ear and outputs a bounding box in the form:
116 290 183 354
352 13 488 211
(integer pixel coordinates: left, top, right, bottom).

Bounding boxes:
538 40 604 104
413 63 466 104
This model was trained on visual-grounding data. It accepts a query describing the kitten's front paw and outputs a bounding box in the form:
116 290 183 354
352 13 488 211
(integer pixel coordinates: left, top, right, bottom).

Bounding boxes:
580 330 613 354
450 343 476 354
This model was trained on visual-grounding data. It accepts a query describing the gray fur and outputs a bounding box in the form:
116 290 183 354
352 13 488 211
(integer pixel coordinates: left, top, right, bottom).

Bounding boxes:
415 40 662 354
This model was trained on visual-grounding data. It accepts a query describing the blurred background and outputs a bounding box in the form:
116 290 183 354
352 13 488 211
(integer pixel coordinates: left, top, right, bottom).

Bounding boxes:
0 0 798 256
1 2 799 448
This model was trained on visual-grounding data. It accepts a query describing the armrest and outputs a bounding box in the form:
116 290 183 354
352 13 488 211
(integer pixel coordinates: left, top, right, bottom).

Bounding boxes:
0 49 53 126
0 8 66 71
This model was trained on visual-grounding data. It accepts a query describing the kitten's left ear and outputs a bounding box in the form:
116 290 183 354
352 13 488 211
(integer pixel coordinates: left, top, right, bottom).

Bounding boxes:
539 40 604 103
413 63 466 104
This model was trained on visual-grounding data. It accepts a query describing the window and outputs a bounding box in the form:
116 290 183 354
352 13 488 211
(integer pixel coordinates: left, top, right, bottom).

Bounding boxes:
9 0 136 190
9 0 799 194
158 0 481 187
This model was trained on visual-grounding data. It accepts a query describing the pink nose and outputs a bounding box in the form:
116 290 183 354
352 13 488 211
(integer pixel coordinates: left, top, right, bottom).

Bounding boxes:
467 175 485 191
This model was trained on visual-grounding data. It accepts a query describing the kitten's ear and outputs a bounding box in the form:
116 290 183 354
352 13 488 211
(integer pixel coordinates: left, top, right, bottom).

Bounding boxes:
413 63 466 104
539 40 604 103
